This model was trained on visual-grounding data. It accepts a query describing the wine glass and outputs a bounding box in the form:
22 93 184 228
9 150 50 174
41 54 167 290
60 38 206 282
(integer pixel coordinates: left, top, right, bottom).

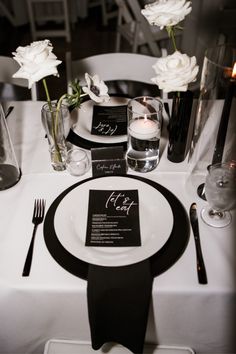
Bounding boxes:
201 161 236 228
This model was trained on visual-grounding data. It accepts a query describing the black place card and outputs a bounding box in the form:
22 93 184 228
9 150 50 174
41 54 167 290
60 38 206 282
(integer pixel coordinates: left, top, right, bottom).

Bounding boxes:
91 147 127 176
86 189 141 247
91 105 127 136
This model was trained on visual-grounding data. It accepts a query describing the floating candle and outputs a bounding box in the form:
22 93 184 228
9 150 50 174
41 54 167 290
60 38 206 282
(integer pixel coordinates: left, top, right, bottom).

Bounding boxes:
129 118 159 140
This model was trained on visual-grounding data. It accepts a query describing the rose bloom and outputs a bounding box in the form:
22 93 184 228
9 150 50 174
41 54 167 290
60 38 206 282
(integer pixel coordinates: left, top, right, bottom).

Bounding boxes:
12 39 61 88
151 51 199 93
141 0 192 29
82 73 110 103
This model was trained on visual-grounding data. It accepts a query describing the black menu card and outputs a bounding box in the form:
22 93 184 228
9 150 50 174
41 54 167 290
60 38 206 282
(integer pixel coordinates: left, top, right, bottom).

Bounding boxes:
91 105 127 136
86 189 141 247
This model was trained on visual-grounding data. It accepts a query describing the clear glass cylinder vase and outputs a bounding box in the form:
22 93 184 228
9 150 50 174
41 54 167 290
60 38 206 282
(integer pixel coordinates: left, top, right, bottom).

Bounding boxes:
41 102 68 171
0 104 21 190
190 44 236 169
187 44 236 197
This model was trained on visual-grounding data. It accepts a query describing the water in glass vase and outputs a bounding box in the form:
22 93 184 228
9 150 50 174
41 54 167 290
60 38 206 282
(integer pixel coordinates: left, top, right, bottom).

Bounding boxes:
127 119 160 173
0 164 20 190
126 96 162 173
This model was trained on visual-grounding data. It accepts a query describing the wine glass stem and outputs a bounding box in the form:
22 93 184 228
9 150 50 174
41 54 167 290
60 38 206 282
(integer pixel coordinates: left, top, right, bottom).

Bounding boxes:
209 209 225 218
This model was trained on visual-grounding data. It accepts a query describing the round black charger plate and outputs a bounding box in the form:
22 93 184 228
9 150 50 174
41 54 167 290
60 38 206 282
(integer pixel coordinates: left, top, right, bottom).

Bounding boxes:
44 175 190 280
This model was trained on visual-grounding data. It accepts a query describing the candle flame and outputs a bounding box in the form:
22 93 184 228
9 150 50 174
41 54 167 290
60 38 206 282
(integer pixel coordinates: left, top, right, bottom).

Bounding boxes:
232 62 236 78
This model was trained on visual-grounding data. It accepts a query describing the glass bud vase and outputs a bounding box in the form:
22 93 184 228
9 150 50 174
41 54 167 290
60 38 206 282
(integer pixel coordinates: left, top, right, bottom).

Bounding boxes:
41 102 68 171
167 90 193 163
0 104 21 190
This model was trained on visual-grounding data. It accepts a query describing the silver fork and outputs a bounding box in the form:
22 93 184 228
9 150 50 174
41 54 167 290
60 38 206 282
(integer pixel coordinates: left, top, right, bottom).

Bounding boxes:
22 199 46 277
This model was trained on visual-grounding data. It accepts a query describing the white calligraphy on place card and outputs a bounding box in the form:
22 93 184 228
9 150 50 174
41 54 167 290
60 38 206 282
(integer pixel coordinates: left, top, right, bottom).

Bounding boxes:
93 122 118 135
91 105 127 136
105 191 138 216
91 147 127 177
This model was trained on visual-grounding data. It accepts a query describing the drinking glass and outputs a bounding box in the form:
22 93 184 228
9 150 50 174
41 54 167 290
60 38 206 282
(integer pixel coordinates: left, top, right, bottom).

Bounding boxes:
126 96 162 173
201 161 236 227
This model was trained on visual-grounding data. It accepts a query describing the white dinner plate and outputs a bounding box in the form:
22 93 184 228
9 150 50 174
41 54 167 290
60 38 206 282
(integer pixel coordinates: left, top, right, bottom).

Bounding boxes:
54 176 173 267
71 96 129 144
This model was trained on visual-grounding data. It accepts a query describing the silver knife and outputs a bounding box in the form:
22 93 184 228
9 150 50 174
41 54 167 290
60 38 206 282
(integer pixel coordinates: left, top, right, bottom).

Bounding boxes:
189 203 208 284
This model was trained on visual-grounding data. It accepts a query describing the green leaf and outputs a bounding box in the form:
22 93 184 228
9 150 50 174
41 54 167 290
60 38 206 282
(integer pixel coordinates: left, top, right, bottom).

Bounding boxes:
66 79 83 110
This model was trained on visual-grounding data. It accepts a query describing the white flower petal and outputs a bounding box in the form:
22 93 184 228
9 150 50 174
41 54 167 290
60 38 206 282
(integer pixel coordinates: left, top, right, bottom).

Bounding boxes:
82 73 110 103
151 50 199 92
12 39 61 87
141 0 192 28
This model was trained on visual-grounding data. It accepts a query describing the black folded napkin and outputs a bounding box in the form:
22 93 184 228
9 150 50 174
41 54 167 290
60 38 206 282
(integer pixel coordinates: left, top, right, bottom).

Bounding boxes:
67 129 127 150
87 259 153 354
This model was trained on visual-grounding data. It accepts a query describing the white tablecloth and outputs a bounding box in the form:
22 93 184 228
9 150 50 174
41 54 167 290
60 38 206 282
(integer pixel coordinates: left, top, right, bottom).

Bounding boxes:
0 101 235 354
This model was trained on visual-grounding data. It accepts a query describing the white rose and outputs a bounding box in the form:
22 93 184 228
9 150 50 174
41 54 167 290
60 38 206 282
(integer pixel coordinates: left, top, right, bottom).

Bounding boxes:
151 51 199 92
82 73 110 103
12 39 62 88
141 0 192 29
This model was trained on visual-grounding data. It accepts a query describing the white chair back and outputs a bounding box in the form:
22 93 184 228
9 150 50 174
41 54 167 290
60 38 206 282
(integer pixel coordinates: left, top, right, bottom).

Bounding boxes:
66 52 166 97
26 0 71 42
114 0 173 56
0 56 37 101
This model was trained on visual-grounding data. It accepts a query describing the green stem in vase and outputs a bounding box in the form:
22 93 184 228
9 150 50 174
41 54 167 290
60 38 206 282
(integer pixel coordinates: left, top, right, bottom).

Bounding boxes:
55 86 88 136
43 79 62 164
43 79 52 109
43 78 89 167
55 93 67 137
166 26 177 52
51 110 63 162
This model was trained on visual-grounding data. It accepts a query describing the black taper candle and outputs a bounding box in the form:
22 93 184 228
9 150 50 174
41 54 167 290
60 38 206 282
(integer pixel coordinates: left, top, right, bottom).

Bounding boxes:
211 79 235 165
